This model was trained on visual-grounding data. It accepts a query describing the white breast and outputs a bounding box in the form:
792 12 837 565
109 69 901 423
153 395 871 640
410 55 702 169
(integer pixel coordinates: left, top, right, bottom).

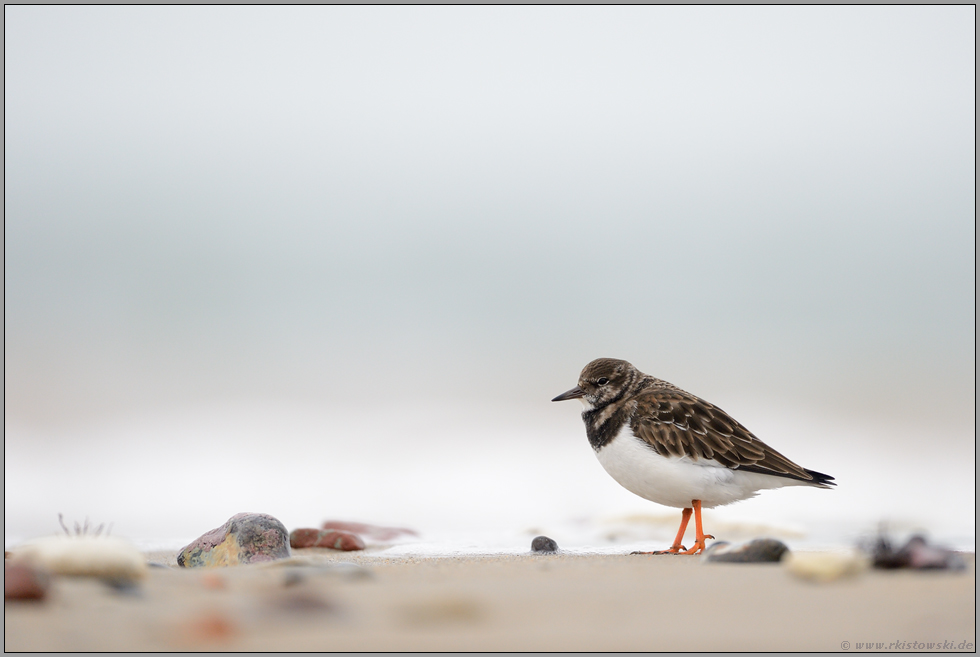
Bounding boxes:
594 424 807 509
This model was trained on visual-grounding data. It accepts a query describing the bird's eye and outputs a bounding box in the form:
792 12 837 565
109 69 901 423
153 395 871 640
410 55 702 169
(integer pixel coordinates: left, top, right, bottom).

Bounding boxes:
597 377 609 386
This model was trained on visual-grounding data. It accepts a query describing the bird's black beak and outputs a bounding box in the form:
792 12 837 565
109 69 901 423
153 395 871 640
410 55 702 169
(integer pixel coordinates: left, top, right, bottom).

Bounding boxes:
552 386 585 402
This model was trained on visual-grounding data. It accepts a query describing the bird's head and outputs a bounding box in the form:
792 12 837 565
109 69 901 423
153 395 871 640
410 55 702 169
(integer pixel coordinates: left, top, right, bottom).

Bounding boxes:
551 358 638 410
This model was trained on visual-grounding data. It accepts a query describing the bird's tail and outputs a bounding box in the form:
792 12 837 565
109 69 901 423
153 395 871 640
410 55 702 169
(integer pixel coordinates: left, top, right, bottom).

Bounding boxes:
805 469 836 487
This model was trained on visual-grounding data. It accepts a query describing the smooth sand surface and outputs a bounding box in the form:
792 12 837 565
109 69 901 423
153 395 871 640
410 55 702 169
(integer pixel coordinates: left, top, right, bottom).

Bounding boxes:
5 548 976 652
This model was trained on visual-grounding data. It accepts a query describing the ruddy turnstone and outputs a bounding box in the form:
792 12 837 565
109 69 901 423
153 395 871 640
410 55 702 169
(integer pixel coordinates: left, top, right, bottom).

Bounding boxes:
553 358 835 554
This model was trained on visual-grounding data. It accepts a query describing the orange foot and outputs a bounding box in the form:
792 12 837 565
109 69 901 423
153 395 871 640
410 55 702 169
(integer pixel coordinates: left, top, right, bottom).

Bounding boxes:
676 533 714 555
630 501 714 556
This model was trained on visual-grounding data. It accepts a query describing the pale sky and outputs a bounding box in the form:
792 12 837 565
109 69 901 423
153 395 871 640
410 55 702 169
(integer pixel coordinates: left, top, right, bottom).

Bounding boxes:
5 5 975 425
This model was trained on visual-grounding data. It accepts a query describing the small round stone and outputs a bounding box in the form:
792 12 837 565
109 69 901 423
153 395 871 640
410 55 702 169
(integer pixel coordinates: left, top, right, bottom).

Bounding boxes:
531 536 559 553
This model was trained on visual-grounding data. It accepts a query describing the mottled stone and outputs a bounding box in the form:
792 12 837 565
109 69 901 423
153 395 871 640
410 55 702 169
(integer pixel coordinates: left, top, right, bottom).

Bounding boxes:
321 521 418 541
178 513 290 568
4 563 50 601
702 538 789 563
290 528 365 551
531 536 559 553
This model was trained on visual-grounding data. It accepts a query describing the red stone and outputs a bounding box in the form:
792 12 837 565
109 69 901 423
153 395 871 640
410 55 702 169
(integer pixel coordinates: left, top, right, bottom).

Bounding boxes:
4 563 49 601
321 520 418 541
290 528 365 551
201 573 226 590
183 612 237 642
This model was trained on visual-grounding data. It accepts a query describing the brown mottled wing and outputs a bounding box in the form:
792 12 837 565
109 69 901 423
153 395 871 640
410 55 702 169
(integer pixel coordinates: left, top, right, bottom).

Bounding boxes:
630 388 815 482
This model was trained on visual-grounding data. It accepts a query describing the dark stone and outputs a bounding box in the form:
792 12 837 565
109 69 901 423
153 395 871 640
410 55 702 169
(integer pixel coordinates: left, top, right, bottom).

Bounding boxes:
531 536 559 553
177 513 290 568
702 538 789 563
290 528 366 551
102 577 142 595
269 590 335 614
872 534 966 571
4 563 50 601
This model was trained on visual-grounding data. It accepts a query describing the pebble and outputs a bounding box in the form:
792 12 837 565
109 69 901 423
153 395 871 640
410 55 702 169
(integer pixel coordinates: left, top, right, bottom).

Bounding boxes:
321 521 418 541
783 549 869 582
702 539 789 563
268 589 336 615
531 536 559 553
178 513 290 568
8 535 147 581
180 612 238 643
290 528 365 551
4 563 50 601
201 573 227 590
102 577 142 595
871 534 967 571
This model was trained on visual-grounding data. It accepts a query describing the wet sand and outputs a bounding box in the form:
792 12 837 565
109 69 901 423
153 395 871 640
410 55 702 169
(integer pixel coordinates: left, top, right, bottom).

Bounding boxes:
5 548 976 652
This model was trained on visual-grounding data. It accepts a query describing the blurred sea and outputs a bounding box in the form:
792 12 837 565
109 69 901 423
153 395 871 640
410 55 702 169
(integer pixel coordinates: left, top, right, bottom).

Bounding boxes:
6 401 975 555
5 6 974 559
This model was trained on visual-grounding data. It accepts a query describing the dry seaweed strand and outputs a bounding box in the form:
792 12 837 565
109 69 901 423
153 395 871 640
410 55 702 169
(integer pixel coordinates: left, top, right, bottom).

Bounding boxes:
58 513 111 537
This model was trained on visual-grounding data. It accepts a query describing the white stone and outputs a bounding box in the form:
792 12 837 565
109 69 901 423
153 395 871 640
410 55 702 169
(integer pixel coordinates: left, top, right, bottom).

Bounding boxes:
782 549 869 582
10 535 147 580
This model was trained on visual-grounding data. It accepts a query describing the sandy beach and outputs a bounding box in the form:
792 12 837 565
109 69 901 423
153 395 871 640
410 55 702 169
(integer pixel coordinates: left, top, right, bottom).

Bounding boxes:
5 546 975 652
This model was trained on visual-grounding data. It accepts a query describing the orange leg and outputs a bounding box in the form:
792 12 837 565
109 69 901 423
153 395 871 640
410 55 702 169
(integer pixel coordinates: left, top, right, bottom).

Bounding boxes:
630 500 714 556
677 500 714 555
659 507 693 554
632 507 691 555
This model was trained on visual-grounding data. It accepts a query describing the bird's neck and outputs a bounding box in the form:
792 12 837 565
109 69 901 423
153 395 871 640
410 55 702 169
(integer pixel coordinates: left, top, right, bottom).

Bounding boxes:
582 400 632 451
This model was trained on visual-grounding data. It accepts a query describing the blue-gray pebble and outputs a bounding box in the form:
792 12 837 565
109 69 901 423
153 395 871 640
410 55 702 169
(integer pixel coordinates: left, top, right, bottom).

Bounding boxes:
531 536 559 553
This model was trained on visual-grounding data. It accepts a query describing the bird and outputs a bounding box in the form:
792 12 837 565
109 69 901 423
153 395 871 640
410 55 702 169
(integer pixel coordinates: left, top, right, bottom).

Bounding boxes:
552 358 835 555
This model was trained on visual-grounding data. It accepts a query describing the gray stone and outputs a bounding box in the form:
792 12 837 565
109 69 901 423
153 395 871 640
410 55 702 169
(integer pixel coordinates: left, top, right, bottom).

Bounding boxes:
702 538 789 563
531 536 559 553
